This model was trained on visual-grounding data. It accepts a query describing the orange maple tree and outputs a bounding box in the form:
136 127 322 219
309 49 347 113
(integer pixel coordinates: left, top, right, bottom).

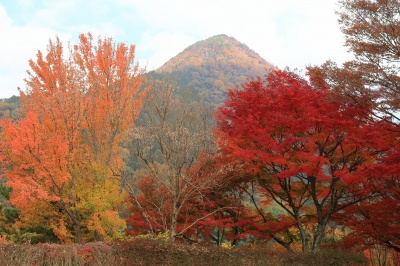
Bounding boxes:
0 33 145 243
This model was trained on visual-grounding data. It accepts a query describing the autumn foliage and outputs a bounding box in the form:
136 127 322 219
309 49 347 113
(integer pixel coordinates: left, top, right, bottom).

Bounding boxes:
0 1 398 264
0 33 145 243
156 34 276 104
215 70 397 253
307 0 400 254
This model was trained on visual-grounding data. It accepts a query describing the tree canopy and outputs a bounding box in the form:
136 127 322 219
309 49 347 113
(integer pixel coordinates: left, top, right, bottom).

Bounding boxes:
0 33 145 243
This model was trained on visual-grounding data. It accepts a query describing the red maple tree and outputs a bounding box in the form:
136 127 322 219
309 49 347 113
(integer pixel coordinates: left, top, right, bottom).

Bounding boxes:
334 142 400 252
215 70 395 253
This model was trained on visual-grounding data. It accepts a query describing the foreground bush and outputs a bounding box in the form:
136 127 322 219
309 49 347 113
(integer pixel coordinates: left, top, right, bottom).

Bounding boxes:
0 242 114 266
112 239 367 266
0 239 367 266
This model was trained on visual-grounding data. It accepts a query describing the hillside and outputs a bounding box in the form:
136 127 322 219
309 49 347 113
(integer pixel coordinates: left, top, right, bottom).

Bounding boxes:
153 34 276 104
0 34 276 119
0 96 20 121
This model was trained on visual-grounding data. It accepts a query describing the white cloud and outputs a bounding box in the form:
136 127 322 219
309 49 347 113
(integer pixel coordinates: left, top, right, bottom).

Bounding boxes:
119 0 352 71
0 5 12 28
0 0 353 98
0 2 129 98
136 32 197 70
0 5 64 98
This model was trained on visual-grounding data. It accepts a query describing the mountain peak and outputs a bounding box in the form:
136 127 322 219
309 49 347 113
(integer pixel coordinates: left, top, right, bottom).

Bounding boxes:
209 33 230 38
155 34 276 104
204 34 236 42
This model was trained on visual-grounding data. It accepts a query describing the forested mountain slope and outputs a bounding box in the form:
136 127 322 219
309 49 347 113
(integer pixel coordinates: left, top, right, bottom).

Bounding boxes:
152 34 276 104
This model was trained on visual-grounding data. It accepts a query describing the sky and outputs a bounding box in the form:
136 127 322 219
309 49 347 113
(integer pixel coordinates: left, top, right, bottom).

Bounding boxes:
0 0 352 99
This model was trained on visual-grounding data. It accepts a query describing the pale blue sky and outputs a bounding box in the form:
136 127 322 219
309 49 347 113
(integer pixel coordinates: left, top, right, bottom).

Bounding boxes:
0 0 351 98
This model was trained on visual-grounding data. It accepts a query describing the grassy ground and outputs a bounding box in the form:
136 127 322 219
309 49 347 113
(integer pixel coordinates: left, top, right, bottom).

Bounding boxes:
0 239 367 266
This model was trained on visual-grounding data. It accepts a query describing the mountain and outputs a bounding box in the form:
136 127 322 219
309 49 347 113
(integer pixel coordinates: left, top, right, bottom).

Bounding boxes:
0 34 276 120
153 34 276 105
0 95 21 121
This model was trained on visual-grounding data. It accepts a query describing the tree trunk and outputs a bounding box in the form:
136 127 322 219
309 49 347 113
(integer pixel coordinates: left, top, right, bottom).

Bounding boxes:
75 223 82 244
126 183 155 236
295 214 309 253
312 224 326 253
272 235 294 253
169 199 180 240
169 217 177 240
